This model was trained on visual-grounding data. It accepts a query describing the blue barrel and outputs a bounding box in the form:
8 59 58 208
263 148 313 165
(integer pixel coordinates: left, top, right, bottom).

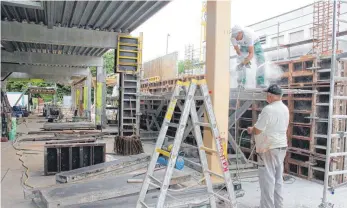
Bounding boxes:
157 156 184 170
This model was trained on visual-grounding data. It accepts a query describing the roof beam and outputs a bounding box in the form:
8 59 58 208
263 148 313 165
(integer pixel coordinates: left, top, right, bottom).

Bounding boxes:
2 51 103 67
1 1 44 10
3 72 74 84
1 63 89 76
1 21 118 49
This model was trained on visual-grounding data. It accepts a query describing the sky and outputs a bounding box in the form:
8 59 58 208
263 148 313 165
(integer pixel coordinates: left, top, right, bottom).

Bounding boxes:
132 0 315 62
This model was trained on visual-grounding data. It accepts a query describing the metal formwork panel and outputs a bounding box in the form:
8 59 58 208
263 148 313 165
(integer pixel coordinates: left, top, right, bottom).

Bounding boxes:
119 73 140 136
44 142 106 175
117 34 142 137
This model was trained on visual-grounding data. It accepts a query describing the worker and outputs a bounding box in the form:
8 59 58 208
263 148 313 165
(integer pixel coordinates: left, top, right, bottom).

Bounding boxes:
231 25 266 87
247 84 289 208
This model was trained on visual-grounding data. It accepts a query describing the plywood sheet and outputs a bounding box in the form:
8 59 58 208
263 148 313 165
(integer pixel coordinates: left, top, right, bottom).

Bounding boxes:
143 52 178 81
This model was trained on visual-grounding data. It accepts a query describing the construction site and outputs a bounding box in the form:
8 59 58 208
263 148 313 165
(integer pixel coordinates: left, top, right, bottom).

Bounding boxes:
1 1 347 208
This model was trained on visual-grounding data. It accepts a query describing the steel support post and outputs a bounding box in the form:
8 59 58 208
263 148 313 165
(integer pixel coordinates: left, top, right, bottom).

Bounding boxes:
53 83 57 105
321 1 338 207
205 0 231 182
95 66 106 128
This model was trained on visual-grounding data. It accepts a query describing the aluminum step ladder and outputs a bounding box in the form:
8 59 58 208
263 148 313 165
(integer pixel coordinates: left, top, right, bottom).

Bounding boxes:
136 79 237 208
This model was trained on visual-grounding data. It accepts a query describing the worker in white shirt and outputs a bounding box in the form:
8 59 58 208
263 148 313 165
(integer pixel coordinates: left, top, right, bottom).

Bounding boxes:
231 25 266 87
247 84 289 208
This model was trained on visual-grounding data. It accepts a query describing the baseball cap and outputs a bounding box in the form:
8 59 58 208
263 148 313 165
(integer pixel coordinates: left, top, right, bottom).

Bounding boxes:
264 84 282 95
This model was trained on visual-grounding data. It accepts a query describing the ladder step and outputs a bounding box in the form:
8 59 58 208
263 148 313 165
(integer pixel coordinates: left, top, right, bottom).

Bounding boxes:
334 96 347 100
195 122 211 127
167 123 179 128
149 175 162 185
332 115 347 119
206 169 224 178
156 148 170 157
317 69 331 73
329 169 347 176
200 146 217 154
212 192 231 203
306 66 321 70
330 152 347 157
312 166 325 172
175 95 204 100
334 77 347 82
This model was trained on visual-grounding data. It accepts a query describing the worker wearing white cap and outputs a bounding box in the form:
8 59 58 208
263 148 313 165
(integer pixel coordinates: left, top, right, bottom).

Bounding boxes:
247 84 289 208
231 25 265 87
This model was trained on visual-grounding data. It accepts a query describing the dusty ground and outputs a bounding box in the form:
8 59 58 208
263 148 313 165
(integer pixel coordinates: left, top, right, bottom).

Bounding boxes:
1 115 347 208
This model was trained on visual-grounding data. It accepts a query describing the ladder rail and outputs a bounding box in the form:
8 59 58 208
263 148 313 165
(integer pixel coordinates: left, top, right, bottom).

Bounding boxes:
155 81 198 208
200 82 237 206
189 87 217 208
136 83 182 208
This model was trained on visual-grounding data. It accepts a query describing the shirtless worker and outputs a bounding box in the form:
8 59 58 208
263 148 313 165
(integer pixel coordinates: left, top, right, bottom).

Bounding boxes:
231 25 266 87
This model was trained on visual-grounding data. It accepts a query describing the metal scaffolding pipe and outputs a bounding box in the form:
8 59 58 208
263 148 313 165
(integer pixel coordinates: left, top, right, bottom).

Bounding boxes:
322 0 338 206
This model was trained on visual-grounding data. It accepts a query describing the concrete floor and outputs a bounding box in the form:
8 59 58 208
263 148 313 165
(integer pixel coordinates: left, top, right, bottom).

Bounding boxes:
1 116 347 208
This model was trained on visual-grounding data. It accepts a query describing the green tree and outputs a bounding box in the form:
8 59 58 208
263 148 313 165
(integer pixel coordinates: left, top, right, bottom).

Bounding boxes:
178 60 185 74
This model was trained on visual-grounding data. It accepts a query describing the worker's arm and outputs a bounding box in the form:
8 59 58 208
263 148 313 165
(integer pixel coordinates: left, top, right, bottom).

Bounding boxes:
248 110 270 135
231 38 242 56
234 45 242 56
247 126 262 135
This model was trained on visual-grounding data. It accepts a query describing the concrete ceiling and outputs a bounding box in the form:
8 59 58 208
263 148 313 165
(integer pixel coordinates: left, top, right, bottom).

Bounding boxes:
1 0 170 81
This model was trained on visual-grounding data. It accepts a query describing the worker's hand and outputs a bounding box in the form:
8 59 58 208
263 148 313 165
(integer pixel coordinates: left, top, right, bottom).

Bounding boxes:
247 127 253 134
243 58 250 65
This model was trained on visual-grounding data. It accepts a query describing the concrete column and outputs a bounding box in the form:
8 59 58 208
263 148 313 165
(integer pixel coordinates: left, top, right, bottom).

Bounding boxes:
203 0 231 181
95 66 106 128
83 71 92 120
53 83 57 104
71 86 75 110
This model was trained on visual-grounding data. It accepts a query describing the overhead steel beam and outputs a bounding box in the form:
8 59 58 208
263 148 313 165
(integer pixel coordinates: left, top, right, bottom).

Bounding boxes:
3 72 74 84
2 51 103 67
46 1 55 29
1 0 44 10
1 63 89 76
1 21 118 49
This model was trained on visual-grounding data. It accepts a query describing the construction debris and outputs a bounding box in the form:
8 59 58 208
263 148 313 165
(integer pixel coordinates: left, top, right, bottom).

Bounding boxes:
55 153 150 183
33 169 192 208
43 122 96 131
114 135 144 155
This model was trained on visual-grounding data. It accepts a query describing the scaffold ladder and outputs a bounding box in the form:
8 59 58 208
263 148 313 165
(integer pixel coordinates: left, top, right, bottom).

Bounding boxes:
136 79 237 208
320 1 347 207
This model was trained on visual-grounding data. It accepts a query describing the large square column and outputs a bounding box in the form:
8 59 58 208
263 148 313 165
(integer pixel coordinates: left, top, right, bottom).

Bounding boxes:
204 0 231 181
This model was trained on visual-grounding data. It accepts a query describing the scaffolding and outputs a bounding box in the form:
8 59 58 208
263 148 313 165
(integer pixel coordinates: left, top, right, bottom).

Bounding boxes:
320 0 347 207
313 0 341 56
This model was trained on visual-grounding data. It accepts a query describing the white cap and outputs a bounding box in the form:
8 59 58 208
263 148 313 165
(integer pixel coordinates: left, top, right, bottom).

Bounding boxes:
231 25 243 38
